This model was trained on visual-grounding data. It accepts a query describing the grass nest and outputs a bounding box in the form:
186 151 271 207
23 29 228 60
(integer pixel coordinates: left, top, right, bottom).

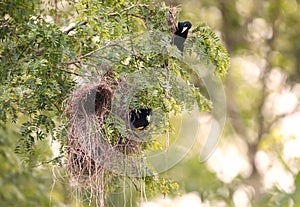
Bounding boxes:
65 74 147 203
64 6 180 205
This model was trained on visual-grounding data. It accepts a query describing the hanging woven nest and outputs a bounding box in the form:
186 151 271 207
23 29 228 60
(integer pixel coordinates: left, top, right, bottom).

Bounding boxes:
65 74 144 184
63 6 180 205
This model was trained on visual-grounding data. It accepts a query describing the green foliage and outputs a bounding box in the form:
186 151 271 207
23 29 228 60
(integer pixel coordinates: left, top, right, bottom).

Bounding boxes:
0 15 76 156
186 23 230 77
144 175 180 197
1 0 230 206
0 124 68 206
0 0 37 24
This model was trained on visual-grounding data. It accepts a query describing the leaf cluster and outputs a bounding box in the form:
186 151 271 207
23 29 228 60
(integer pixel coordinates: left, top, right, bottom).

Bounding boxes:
186 23 230 77
1 15 76 156
0 0 230 204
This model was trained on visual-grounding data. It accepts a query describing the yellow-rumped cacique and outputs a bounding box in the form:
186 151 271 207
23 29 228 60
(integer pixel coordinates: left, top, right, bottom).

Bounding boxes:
129 21 191 131
172 21 192 53
130 108 152 130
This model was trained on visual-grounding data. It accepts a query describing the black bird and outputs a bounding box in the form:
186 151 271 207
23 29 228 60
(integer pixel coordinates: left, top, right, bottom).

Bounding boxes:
128 22 192 131
172 21 192 53
130 108 152 130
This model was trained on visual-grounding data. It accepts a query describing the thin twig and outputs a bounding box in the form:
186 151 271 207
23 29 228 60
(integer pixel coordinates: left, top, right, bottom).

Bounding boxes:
64 4 148 34
33 155 64 168
17 39 35 60
56 67 82 76
81 43 120 59
64 40 148 67
114 43 147 63
64 21 88 34
64 43 119 65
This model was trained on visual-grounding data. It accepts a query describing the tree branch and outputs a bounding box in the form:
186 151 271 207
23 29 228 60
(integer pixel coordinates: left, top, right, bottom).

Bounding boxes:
33 155 64 168
64 4 148 34
64 21 87 34
64 41 147 66
64 42 119 65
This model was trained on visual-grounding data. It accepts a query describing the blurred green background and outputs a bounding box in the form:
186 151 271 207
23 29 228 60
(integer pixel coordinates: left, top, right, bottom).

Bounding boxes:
159 0 300 206
1 0 300 206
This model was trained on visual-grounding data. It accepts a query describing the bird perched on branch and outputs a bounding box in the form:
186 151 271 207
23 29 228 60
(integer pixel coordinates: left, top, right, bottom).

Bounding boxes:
130 108 152 130
172 21 192 53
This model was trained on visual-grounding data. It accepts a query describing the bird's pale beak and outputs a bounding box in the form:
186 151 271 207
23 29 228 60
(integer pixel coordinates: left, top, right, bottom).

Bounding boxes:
181 26 188 33
146 115 151 122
